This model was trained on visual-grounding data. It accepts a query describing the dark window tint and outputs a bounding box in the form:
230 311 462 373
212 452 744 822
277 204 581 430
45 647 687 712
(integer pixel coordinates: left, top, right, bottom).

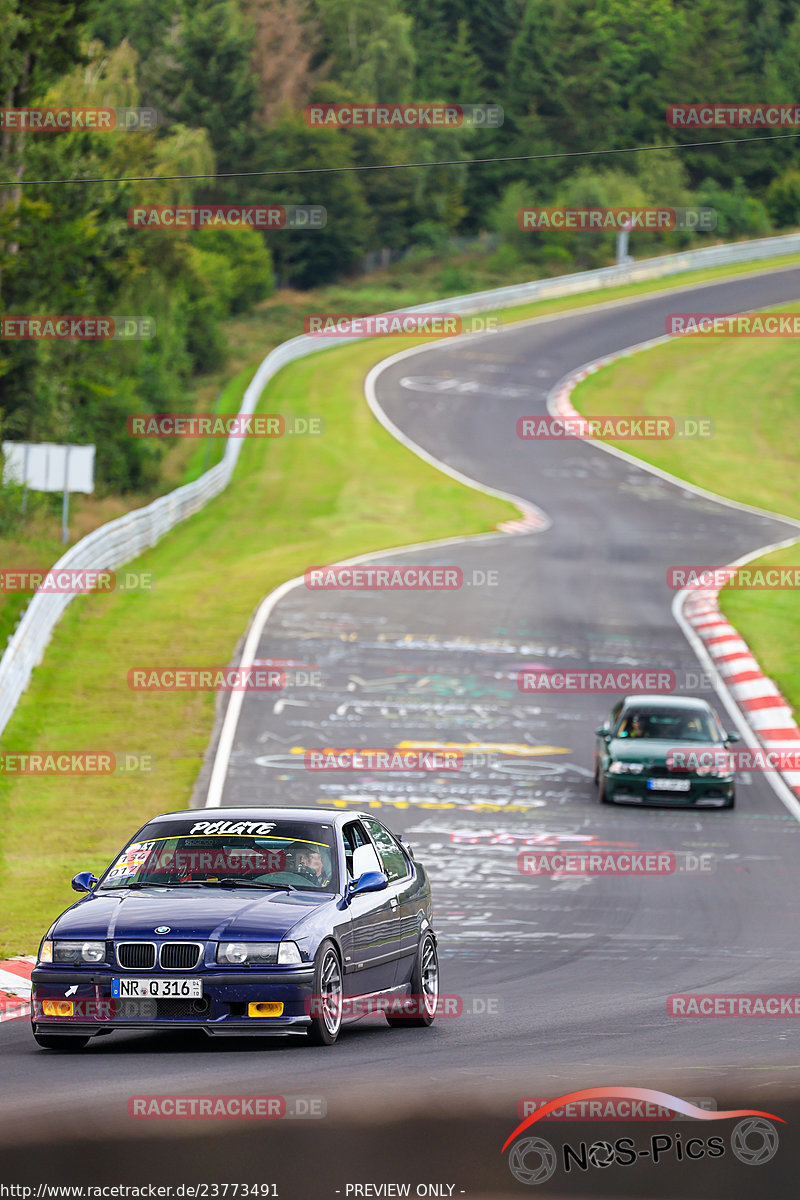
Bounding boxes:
363 819 409 883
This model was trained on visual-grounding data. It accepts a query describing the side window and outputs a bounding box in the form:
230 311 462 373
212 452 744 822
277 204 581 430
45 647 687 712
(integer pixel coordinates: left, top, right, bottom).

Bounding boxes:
342 821 370 878
363 819 409 883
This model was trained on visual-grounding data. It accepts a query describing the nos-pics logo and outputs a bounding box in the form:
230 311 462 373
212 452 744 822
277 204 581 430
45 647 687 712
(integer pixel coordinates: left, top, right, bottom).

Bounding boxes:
502 1088 782 1185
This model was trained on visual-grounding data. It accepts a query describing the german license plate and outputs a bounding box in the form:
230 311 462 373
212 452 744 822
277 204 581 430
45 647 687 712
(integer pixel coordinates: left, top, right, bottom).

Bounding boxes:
647 778 691 792
111 978 203 998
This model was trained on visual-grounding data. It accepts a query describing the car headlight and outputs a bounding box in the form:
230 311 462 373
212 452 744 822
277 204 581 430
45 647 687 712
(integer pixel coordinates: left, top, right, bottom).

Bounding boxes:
42 940 106 964
80 942 106 963
277 941 302 965
608 761 644 775
696 763 733 778
216 942 279 966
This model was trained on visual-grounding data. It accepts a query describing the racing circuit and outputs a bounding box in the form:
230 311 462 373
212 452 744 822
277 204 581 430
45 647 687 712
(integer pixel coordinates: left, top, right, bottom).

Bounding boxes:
3 267 800 1195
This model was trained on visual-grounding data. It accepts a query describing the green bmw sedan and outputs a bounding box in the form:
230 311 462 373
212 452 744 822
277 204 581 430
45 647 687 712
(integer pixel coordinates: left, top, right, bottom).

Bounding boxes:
594 695 740 809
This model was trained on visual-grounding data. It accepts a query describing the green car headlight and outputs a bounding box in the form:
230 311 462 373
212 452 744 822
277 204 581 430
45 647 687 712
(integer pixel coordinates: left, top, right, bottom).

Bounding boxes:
608 761 644 775
696 763 733 779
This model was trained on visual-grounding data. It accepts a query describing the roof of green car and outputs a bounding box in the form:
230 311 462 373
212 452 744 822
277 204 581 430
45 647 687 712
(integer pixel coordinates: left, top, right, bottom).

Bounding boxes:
620 695 713 709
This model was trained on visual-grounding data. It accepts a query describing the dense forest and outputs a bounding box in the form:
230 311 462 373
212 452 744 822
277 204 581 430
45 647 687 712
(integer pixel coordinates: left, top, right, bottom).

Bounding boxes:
2 0 800 494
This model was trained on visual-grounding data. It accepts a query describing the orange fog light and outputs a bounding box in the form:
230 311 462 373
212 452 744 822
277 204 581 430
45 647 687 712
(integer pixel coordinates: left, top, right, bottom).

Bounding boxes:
248 1002 284 1017
42 1000 74 1017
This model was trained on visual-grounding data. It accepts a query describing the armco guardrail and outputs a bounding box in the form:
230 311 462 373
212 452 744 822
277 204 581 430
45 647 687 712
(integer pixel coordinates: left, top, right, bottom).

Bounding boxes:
2 231 800 737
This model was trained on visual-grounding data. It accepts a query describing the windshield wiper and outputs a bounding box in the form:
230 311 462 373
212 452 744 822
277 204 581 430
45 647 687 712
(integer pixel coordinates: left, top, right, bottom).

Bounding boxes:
209 879 297 891
154 879 298 891
101 881 222 891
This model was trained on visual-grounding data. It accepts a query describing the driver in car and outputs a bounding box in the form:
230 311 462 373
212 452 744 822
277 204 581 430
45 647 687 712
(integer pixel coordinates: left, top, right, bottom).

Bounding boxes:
620 713 648 738
294 846 331 887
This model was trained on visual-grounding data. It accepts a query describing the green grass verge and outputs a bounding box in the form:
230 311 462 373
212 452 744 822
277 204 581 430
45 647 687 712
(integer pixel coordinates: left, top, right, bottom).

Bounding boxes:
571 318 800 723
3 251 800 953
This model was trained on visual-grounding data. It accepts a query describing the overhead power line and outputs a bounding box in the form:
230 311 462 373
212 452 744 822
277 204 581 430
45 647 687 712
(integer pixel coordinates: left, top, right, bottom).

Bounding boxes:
1 132 798 188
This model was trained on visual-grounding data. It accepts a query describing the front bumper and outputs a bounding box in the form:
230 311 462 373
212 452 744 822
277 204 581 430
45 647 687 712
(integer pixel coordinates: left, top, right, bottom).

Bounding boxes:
31 966 315 1037
605 774 734 806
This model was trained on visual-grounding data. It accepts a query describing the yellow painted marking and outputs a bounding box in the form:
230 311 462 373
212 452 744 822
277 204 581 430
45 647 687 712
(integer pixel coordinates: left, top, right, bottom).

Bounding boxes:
396 740 571 756
292 742 571 757
316 797 542 814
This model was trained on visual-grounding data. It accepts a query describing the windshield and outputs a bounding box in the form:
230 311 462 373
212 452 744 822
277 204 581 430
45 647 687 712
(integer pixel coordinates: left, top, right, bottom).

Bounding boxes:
98 818 338 893
614 707 721 743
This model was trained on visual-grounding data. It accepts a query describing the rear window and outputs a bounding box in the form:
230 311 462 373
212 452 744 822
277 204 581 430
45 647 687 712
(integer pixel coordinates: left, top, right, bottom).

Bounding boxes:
98 817 338 893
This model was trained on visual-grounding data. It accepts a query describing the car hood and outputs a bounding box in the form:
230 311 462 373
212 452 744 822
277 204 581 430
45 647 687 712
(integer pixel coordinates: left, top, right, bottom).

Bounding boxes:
608 738 724 766
52 887 333 942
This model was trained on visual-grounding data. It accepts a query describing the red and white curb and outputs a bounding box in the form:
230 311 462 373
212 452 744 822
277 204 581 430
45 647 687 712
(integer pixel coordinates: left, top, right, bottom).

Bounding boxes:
549 346 800 804
683 587 800 797
549 339 667 423
0 956 34 1023
496 501 550 534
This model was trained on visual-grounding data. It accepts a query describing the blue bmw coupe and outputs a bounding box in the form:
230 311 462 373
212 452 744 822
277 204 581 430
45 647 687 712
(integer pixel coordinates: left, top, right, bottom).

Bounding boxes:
31 807 438 1050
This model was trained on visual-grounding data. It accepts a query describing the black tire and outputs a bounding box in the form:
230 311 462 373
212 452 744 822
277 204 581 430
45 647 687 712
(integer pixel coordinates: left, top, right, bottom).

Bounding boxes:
723 790 736 810
592 756 599 784
306 940 343 1046
33 1033 89 1051
598 771 612 804
387 932 439 1028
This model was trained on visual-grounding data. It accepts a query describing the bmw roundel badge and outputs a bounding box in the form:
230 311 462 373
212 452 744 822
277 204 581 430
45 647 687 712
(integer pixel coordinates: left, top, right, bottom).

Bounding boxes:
154 926 171 934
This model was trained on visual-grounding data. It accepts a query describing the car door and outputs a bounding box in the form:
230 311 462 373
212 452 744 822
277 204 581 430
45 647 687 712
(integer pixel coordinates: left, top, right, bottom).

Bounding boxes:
339 819 402 997
362 817 421 988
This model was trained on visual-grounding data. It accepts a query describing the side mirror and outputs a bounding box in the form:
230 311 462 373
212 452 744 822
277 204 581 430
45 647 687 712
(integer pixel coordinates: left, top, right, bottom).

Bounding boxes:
595 727 610 739
725 731 741 743
72 871 99 893
347 870 388 899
